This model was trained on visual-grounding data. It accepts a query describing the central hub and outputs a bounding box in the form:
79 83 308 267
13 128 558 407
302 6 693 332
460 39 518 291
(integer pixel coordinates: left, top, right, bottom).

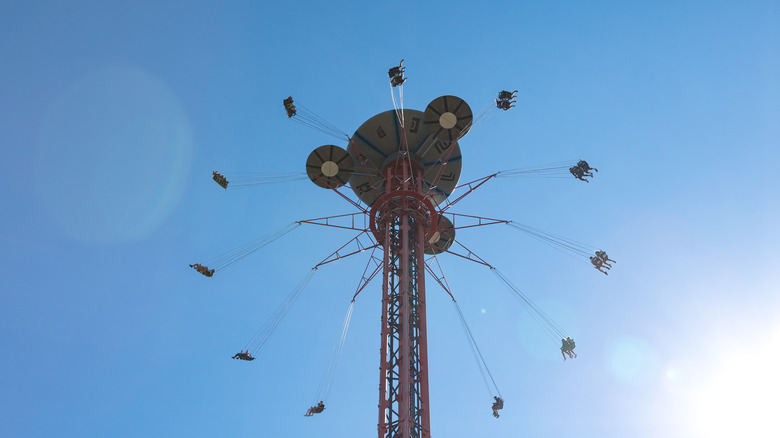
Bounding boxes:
345 107 465 208
369 190 438 246
321 161 339 177
439 112 457 129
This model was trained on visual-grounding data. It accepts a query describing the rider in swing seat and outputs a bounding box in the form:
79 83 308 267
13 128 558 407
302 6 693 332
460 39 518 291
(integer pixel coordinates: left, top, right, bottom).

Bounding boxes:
491 396 504 418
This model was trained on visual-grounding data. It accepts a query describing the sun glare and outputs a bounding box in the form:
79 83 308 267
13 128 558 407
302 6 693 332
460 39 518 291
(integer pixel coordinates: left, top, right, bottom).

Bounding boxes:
687 324 780 437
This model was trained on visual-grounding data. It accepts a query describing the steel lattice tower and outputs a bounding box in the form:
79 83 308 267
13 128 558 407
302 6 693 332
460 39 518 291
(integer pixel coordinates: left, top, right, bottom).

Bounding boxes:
303 96 473 438
374 158 433 438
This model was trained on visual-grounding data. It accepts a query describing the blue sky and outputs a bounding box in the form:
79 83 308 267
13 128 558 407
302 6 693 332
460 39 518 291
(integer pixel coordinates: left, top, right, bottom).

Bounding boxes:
2 1 779 437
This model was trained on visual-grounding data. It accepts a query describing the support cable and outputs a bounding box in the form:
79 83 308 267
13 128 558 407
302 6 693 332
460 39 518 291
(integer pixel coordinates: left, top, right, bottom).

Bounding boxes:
426 253 502 398
491 268 567 344
390 84 405 130
291 103 350 141
390 82 417 183
442 239 571 346
469 99 502 130
506 222 595 264
496 161 578 179
241 268 318 355
214 172 308 188
311 300 355 406
192 222 301 275
452 299 502 399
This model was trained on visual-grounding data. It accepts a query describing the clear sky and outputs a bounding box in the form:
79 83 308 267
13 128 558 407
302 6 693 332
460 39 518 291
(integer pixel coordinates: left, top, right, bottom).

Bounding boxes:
2 1 779 437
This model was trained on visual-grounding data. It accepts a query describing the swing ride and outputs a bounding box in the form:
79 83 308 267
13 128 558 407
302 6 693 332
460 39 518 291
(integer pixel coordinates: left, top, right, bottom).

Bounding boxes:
190 60 613 438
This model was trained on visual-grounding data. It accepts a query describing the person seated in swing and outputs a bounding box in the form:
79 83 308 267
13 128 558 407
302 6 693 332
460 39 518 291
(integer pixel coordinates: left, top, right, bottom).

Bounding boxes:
232 350 255 361
595 250 615 267
566 337 577 358
197 266 214 277
590 256 609 275
569 165 589 182
305 401 325 417
577 160 598 174
495 99 515 110
388 59 405 78
498 90 517 101
491 396 504 418
283 96 297 118
212 171 228 189
390 75 406 87
579 167 594 179
561 337 577 361
189 263 215 277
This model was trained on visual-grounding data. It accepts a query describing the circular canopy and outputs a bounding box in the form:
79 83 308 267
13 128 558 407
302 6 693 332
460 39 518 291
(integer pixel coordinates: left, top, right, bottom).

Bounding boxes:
425 214 455 255
306 145 354 189
423 95 472 142
346 109 463 206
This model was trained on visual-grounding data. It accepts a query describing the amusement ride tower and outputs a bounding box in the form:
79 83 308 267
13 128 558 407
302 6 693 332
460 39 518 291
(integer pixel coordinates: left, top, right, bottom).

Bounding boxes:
304 96 472 438
198 75 602 436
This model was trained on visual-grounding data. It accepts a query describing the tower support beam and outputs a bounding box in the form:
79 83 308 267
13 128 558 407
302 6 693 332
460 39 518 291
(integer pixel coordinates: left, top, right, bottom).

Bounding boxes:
377 158 431 438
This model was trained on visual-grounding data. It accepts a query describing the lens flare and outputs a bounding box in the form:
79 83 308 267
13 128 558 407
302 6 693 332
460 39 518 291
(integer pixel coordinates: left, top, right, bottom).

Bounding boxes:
605 336 660 385
35 67 193 244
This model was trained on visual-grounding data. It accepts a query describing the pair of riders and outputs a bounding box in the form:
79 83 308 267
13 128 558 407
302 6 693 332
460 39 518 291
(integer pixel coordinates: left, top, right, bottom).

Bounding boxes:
491 396 504 418
283 96 297 118
496 90 517 110
304 401 325 417
212 171 228 189
561 337 577 361
388 59 406 87
232 350 255 361
569 160 598 182
590 250 615 275
189 263 215 277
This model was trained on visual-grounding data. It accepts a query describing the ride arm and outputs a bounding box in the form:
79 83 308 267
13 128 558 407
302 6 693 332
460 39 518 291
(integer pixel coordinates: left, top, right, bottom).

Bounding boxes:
298 212 369 232
352 261 383 300
423 259 456 301
444 239 495 268
442 213 509 230
439 173 500 214
331 185 370 214
314 231 379 268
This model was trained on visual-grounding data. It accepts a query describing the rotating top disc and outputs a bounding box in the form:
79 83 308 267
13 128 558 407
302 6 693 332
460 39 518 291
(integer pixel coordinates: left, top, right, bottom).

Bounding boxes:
423 95 472 142
306 145 354 189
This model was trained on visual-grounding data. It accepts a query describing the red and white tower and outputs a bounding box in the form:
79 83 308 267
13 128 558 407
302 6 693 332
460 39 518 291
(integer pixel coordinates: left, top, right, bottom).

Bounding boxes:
306 96 472 438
